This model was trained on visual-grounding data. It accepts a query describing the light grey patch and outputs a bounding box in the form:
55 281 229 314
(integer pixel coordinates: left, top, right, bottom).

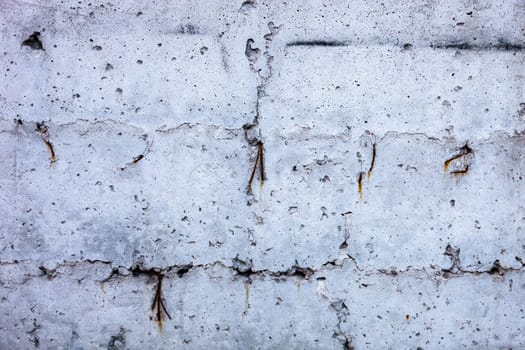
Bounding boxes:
174 24 199 35
67 330 81 350
79 221 137 264
239 0 255 15
107 327 126 350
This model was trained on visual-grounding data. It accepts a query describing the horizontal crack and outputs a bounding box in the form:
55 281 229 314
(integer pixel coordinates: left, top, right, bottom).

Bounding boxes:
3 118 523 146
2 255 524 285
0 118 245 136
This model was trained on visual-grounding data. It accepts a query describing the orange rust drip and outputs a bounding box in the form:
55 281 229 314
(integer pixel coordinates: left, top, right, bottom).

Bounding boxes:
132 154 144 164
43 140 56 163
151 273 171 332
444 143 473 173
248 141 265 193
443 158 452 173
367 143 376 180
120 153 146 171
258 142 265 184
451 165 469 176
357 172 363 200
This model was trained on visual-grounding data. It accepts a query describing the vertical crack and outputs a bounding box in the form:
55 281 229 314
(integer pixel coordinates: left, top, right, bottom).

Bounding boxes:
316 278 355 349
244 21 282 193
339 211 352 249
330 299 355 349
27 319 41 348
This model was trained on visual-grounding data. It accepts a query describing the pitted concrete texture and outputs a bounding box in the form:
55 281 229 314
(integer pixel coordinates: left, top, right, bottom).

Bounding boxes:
1 0 524 349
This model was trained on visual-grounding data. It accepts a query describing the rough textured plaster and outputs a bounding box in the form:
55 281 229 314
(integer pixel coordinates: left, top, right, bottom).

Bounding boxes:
0 0 524 349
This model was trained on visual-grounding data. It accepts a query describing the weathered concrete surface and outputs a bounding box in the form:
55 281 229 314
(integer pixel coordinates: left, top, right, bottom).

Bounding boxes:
1 0 524 349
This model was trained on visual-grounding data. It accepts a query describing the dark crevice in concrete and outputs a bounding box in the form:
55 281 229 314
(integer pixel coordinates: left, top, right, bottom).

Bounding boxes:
38 265 57 280
330 299 355 350
107 327 126 350
27 319 41 348
93 254 353 284
231 257 315 281
175 264 193 278
442 243 461 276
441 244 524 278
5 253 525 286
22 32 44 50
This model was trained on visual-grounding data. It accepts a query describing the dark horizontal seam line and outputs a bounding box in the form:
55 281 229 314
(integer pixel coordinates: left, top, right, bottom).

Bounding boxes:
430 43 524 51
286 40 348 47
286 40 524 51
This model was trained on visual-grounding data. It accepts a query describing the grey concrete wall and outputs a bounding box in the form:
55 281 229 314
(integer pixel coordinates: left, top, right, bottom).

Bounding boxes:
1 0 524 349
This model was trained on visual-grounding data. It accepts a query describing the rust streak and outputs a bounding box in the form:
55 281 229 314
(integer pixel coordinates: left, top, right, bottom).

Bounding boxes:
247 146 260 193
451 165 469 176
36 122 56 164
247 141 265 193
132 154 144 164
43 140 56 163
357 172 364 200
258 141 265 184
444 143 473 173
151 273 171 332
367 143 376 179
120 140 152 171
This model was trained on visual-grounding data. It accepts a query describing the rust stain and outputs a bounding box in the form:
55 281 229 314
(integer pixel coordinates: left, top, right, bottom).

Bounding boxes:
151 273 171 333
444 143 473 173
247 141 265 194
119 140 152 171
367 143 376 180
357 172 364 200
132 154 144 164
451 165 469 176
36 122 56 164
120 153 145 171
43 140 56 163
